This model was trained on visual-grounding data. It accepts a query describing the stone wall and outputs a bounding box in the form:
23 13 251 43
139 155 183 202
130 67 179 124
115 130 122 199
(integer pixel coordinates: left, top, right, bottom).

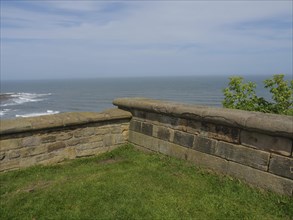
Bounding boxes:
0 109 131 172
113 98 293 196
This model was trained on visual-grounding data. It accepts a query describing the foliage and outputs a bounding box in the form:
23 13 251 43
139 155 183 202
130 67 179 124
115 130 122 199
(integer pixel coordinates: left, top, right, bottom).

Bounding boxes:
223 74 293 115
1 145 292 220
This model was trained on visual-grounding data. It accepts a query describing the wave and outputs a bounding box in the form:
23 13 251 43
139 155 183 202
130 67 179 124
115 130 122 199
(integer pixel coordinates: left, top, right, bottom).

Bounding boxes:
15 110 60 118
0 109 12 117
0 92 52 107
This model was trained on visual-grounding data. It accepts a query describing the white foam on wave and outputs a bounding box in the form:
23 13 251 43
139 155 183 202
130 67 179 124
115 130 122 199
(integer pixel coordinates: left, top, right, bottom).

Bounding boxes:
15 110 60 118
1 92 52 107
0 109 12 117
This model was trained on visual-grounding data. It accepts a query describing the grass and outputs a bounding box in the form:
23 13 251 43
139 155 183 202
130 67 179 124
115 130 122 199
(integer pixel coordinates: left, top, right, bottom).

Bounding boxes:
1 144 292 220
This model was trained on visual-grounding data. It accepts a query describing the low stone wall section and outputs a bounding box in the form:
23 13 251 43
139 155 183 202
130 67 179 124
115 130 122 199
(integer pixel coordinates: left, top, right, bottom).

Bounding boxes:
0 109 131 172
114 97 293 196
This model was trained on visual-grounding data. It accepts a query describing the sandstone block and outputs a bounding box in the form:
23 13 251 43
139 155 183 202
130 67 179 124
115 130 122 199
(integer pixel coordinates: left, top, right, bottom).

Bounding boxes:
75 142 103 151
241 130 292 156
19 157 36 168
34 152 57 162
8 150 21 159
0 152 5 160
215 141 270 171
103 134 113 147
133 110 147 119
0 159 20 172
88 135 103 143
47 142 66 152
173 131 194 148
75 147 108 158
20 145 48 157
0 139 20 151
269 154 293 179
41 135 56 143
0 119 32 135
56 132 73 141
110 125 123 134
156 126 171 142
141 123 153 136
186 120 201 135
193 136 217 155
129 130 160 152
22 136 41 147
74 127 95 138
66 139 81 146
227 160 293 196
129 120 141 132
95 128 110 135
187 148 228 174
201 122 239 143
159 141 188 160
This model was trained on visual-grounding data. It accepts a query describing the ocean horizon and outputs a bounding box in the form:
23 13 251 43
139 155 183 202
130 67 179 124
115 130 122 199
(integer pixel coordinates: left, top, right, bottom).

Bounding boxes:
0 75 286 119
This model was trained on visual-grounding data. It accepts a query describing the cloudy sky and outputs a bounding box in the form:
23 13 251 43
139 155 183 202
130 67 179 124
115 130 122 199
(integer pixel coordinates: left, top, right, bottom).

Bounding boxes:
1 0 292 80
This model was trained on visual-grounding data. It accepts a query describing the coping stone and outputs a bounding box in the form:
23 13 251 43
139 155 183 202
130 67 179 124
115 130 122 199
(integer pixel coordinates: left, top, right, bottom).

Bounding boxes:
0 108 131 135
113 97 293 138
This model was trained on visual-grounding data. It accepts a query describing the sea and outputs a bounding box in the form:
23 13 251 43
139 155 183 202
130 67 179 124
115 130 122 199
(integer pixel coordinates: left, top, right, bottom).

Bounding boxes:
0 75 279 119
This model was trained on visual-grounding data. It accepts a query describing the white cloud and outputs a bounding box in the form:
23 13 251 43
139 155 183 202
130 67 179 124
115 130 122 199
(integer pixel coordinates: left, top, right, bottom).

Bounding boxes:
1 1 292 79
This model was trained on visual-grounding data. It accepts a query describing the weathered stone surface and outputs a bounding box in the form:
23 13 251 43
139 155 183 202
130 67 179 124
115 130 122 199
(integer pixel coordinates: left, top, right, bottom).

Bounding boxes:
56 132 73 141
245 112 293 137
186 120 201 135
113 97 293 138
66 139 81 146
1 108 131 136
269 154 293 179
88 135 103 143
75 142 103 151
215 141 270 171
8 150 21 159
22 136 41 147
41 135 57 143
241 130 292 156
201 122 239 143
36 153 61 164
141 123 153 136
19 157 36 168
173 131 194 148
154 126 171 141
34 152 55 162
20 145 47 157
110 126 123 134
129 120 141 132
47 142 66 152
0 159 20 171
75 147 108 158
227 160 293 196
95 128 110 135
103 134 113 147
187 148 228 174
74 127 95 138
159 141 188 160
0 119 32 135
0 152 5 160
193 136 217 155
0 139 20 151
129 130 160 152
30 115 63 131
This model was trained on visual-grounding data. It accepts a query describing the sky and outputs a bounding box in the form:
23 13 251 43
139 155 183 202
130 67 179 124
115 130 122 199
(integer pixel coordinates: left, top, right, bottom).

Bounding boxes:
1 0 292 80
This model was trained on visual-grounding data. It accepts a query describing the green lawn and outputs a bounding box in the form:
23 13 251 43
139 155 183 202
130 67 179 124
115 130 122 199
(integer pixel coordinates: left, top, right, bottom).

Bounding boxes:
1 145 292 219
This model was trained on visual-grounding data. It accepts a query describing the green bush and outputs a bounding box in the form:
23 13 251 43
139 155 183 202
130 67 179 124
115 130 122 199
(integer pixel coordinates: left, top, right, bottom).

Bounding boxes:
222 74 293 115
